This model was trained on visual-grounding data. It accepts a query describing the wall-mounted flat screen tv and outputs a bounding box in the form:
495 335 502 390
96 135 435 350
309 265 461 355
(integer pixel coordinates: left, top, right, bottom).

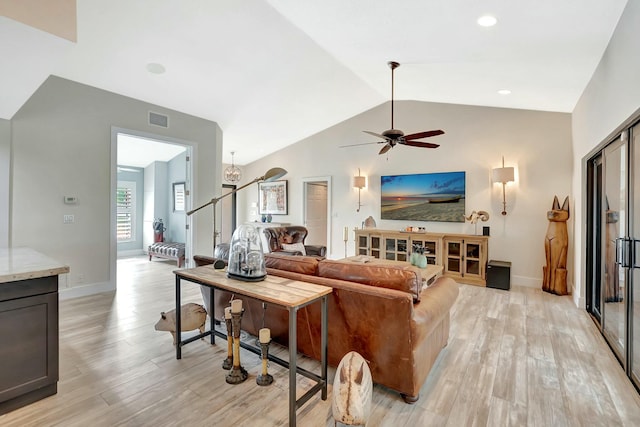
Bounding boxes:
381 171 466 222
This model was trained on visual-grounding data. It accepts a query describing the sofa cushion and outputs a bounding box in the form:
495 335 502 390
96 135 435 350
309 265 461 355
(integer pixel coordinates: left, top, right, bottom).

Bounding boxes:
281 242 306 255
318 259 423 302
264 253 320 275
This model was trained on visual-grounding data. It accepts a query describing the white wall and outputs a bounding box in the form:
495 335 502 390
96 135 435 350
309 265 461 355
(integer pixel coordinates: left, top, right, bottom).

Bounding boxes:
571 0 640 307
143 162 169 251
239 100 572 288
0 118 9 247
167 151 187 243
10 76 221 296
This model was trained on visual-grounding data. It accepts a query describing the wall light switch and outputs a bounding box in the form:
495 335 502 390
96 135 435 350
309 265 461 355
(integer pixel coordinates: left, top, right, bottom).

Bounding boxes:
63 214 75 224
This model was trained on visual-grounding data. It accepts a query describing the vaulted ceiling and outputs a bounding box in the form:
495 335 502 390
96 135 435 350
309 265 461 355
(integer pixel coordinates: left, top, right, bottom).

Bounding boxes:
0 0 629 164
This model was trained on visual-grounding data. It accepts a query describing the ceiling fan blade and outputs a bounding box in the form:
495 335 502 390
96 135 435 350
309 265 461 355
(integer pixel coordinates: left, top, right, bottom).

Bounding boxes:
339 141 383 148
404 130 445 140
363 130 388 140
379 143 392 155
402 140 440 149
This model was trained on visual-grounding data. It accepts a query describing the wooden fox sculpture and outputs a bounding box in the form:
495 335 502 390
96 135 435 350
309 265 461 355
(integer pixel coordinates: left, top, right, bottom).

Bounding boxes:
543 196 570 295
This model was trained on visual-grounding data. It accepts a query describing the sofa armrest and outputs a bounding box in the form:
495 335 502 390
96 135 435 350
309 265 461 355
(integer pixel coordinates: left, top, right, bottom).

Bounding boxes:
411 277 459 338
194 243 230 267
305 245 326 257
193 254 227 267
193 255 215 266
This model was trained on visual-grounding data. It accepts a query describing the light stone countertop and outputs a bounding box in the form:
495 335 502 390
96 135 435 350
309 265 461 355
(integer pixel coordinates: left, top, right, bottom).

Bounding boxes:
0 247 70 284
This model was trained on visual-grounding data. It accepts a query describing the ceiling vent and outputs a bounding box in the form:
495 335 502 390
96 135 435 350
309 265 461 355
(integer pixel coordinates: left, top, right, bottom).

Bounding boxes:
149 111 169 128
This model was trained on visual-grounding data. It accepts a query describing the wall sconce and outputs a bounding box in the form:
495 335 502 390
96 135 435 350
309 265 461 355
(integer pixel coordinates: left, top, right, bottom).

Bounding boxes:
354 168 367 212
492 156 515 215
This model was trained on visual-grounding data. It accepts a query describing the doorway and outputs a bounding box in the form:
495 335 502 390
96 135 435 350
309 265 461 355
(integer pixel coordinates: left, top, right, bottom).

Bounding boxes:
111 128 194 290
302 177 331 255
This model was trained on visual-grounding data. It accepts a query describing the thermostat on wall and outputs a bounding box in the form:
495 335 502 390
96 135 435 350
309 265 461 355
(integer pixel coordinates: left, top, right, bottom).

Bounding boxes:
64 196 78 204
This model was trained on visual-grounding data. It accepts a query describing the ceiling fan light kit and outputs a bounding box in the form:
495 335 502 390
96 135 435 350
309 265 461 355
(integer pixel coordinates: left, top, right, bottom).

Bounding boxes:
342 61 444 155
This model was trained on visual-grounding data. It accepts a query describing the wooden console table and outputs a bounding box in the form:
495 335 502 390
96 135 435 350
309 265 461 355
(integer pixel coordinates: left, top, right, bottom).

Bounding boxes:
174 266 332 427
355 229 489 286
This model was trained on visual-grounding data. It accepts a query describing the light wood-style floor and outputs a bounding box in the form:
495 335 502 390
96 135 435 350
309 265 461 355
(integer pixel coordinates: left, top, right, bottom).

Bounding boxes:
2 256 640 426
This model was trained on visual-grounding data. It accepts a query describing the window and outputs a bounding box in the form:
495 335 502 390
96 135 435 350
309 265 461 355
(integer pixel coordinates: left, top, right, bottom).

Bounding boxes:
117 181 136 242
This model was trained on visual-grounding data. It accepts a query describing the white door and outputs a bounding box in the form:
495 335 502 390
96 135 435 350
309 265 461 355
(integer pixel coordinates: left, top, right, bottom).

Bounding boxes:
303 177 331 253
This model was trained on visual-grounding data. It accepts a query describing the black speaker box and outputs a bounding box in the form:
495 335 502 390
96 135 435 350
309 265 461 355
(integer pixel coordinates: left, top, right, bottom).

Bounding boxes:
487 260 511 290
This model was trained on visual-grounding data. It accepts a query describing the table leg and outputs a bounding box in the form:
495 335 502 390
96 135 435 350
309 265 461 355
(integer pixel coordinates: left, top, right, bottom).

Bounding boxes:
175 275 182 360
209 286 215 345
289 306 297 427
321 295 328 400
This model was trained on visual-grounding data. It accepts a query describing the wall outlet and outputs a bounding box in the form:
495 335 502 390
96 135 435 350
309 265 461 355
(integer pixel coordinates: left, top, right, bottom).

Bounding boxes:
63 214 74 224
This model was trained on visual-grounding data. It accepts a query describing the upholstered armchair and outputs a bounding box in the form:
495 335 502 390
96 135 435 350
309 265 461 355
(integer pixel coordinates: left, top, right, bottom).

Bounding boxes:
262 226 327 258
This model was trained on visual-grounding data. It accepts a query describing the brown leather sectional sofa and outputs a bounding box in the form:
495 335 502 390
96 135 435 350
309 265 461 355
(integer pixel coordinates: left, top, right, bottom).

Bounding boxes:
193 252 459 403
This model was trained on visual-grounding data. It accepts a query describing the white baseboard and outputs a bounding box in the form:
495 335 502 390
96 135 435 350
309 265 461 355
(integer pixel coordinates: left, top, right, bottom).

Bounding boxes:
512 276 583 307
512 275 541 288
59 281 115 300
573 293 585 308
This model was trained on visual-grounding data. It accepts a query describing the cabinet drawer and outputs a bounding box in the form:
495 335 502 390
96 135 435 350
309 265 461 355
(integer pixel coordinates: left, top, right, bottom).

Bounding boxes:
0 276 58 302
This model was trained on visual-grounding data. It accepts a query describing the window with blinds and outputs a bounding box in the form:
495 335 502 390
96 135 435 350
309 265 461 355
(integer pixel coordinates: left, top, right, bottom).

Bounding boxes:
117 182 136 242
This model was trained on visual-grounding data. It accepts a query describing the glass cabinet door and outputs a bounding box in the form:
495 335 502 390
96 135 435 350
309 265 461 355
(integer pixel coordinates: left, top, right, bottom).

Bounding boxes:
446 241 462 274
397 239 407 261
385 238 395 260
357 235 368 256
411 238 438 265
371 236 381 258
384 236 408 261
465 242 481 276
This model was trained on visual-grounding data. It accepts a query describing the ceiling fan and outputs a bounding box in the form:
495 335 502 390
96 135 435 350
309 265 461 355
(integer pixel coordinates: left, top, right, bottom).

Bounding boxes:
343 61 444 155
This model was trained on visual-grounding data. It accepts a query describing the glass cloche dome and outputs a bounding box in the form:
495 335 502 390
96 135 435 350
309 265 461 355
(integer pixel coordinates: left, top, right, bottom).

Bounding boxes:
227 224 266 282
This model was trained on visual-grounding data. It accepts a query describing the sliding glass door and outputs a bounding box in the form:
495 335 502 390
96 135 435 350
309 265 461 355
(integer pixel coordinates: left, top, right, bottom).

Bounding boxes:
631 123 640 385
586 121 640 390
602 136 627 365
587 155 603 324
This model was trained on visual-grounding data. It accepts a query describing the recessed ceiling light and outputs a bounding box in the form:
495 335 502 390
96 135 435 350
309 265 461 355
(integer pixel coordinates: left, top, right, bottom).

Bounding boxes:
497 89 511 95
146 63 166 74
477 15 497 27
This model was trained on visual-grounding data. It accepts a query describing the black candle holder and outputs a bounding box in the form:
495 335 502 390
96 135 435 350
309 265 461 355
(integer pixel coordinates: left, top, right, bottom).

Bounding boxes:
256 340 274 386
226 310 248 384
222 315 233 370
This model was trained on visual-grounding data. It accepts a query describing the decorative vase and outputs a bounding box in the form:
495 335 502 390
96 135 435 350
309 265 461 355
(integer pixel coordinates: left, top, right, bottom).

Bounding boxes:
363 216 376 228
409 245 418 266
266 214 272 223
261 214 266 223
417 249 428 268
